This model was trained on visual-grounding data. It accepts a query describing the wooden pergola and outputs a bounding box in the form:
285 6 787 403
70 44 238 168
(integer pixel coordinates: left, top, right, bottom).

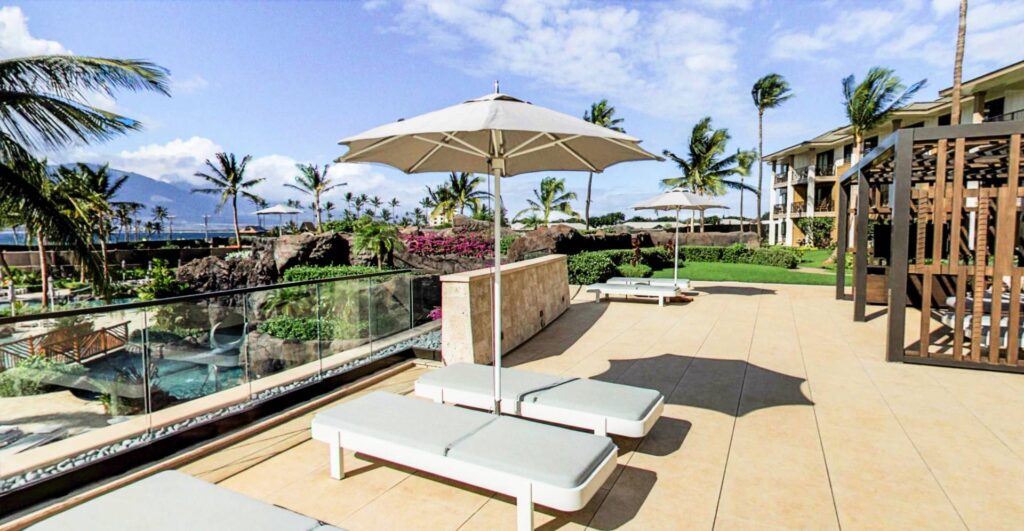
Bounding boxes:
836 121 1024 373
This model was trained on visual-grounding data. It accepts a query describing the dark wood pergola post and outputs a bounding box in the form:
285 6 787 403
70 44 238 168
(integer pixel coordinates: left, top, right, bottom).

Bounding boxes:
853 169 870 322
886 130 914 361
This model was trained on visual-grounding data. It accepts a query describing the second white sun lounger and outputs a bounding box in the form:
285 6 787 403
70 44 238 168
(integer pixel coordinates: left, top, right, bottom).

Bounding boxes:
586 282 679 306
607 276 691 290
415 363 664 437
312 391 617 531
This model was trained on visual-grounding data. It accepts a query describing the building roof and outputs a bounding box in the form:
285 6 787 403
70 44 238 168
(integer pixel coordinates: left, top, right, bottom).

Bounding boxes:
938 59 1024 97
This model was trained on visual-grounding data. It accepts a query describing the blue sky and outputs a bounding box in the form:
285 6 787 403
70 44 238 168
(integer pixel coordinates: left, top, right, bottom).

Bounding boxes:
3 0 1023 227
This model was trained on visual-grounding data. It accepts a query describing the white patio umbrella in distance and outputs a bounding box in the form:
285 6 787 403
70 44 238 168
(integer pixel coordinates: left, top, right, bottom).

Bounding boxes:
632 188 727 287
255 203 302 229
336 90 661 414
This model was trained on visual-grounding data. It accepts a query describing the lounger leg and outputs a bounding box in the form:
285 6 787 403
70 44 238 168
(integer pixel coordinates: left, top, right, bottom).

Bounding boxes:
329 437 344 480
659 296 664 307
517 483 534 531
595 419 607 437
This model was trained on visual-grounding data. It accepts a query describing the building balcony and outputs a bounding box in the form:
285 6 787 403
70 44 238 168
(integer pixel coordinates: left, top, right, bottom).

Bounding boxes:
773 204 786 215
773 173 788 186
985 109 1024 123
793 166 810 184
815 198 835 212
790 201 806 216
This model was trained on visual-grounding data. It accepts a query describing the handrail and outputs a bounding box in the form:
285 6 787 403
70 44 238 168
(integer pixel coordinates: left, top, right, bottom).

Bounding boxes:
838 132 899 184
985 109 1023 123
0 269 412 326
0 321 130 369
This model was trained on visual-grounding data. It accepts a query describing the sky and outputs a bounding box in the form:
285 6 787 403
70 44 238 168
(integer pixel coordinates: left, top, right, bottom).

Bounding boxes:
3 0 1023 228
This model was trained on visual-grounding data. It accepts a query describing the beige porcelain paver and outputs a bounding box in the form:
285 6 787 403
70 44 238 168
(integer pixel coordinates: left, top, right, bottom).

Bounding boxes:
117 281 1024 531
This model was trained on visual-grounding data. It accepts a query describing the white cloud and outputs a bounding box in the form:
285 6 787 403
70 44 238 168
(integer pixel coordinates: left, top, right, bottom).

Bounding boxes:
0 6 67 58
381 0 743 121
170 75 209 95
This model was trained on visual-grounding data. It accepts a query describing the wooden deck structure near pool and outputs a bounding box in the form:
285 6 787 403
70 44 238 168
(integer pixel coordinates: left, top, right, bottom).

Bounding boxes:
836 121 1024 372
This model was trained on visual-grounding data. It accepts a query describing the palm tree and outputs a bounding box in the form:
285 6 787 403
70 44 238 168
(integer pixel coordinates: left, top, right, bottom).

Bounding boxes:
0 55 169 288
752 74 794 239
423 184 456 223
951 0 968 125
842 67 926 162
192 153 265 247
114 202 142 242
59 163 129 279
582 100 625 229
662 117 741 232
721 149 758 232
151 205 170 238
444 172 490 216
353 219 403 269
285 163 344 232
324 201 336 220
516 176 579 225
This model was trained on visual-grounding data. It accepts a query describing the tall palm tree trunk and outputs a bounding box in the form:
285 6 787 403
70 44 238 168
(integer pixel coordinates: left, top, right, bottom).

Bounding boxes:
700 210 706 232
756 110 764 240
232 196 242 249
739 190 745 232
951 0 967 125
37 230 48 307
315 191 323 232
585 172 593 229
99 230 110 281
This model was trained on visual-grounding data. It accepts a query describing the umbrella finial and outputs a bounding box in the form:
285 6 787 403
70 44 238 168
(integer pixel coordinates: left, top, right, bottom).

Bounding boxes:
494 79 500 94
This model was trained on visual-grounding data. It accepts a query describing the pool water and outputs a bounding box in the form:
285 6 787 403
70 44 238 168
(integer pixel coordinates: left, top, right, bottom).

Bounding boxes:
84 350 244 401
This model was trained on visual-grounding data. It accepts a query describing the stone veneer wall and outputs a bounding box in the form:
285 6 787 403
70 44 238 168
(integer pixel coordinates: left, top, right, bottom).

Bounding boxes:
440 254 570 365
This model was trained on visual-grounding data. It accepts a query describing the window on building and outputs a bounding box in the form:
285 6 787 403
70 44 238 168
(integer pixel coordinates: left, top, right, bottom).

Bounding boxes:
863 136 879 152
842 143 853 164
938 113 951 126
984 97 1005 120
815 150 834 170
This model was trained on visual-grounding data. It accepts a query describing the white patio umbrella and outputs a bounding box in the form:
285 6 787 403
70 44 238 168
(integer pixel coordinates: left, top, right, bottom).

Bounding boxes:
633 188 727 287
255 203 302 229
337 91 661 413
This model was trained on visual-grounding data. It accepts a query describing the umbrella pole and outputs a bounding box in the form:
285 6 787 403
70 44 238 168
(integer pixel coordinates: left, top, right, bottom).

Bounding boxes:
491 160 504 415
674 208 680 286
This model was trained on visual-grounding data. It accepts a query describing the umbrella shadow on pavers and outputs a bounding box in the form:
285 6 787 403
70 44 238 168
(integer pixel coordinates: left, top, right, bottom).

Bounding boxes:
589 354 814 455
693 285 777 297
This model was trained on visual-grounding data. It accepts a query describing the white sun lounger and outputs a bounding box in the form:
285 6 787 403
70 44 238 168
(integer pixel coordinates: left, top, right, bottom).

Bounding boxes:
311 391 617 531
27 470 341 531
940 311 1024 349
607 276 691 291
586 282 679 306
416 363 663 437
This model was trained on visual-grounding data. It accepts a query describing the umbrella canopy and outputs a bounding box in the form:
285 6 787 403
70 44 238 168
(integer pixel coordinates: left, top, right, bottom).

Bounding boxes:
337 93 658 175
254 204 302 215
337 91 660 414
633 188 727 286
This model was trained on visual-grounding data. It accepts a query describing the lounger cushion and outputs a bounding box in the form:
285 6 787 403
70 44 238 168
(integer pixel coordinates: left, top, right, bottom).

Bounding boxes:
418 362 572 402
313 391 492 455
27 471 333 531
423 364 662 422
446 416 615 489
527 378 662 422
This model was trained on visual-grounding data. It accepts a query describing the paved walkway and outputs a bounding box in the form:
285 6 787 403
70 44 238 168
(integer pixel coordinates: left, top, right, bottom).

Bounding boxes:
180 282 1024 530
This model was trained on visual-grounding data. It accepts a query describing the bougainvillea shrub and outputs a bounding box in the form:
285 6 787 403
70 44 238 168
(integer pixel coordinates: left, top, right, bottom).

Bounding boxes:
403 232 492 259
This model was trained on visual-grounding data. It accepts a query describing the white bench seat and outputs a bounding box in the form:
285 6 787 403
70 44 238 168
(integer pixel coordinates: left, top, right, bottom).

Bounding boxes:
586 282 680 306
607 276 690 290
311 391 617 530
27 471 340 531
415 363 664 437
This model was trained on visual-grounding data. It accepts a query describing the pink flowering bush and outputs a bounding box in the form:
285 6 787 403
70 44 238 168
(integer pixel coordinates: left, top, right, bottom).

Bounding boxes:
403 232 492 259
428 306 442 321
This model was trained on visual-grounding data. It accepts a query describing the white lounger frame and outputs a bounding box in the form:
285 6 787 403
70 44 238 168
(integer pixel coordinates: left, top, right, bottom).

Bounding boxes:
311 422 617 531
586 284 679 307
414 381 665 438
607 277 691 290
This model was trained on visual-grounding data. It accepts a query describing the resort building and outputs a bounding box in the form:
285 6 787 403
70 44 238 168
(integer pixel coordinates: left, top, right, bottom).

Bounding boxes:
766 60 1024 246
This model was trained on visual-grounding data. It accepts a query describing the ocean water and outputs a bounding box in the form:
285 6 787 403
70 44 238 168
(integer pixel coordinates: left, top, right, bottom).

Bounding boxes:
0 232 238 245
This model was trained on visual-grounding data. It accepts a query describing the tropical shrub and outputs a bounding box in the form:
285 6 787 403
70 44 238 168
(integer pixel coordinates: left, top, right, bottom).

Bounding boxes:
795 217 835 248
721 243 754 263
136 259 186 300
321 219 359 233
257 315 368 341
403 232 492 259
745 247 801 268
500 235 519 256
617 263 652 278
680 245 800 269
567 252 617 285
282 265 379 282
681 246 724 262
0 356 87 397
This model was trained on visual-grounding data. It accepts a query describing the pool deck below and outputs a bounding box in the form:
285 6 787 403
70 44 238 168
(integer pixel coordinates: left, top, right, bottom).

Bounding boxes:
40 281 1024 529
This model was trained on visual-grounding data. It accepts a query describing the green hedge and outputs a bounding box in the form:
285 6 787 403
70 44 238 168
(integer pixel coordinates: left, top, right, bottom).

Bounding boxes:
567 252 617 285
256 315 368 341
567 245 800 283
282 265 380 282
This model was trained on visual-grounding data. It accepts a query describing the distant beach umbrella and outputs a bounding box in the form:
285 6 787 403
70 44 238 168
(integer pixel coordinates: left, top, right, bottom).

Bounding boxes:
633 188 727 287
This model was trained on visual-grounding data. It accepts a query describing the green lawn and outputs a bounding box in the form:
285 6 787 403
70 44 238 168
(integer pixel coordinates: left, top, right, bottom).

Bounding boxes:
799 248 834 269
653 261 843 286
